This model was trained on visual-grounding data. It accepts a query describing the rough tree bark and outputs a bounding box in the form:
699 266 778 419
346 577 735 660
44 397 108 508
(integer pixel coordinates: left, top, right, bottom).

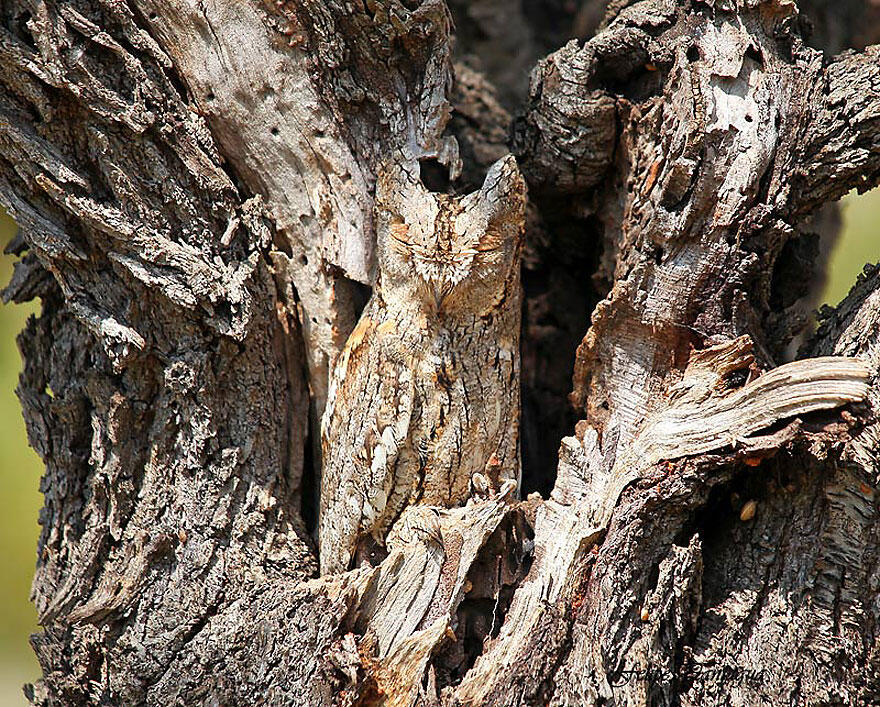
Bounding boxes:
1 0 880 705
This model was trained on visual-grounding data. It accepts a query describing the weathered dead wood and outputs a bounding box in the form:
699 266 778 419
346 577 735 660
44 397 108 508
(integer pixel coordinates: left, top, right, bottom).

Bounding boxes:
463 0 880 702
1 0 880 705
455 340 870 704
139 0 460 416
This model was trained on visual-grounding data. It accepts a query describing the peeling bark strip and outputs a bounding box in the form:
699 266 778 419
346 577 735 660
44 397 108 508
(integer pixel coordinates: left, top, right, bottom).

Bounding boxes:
1 0 880 705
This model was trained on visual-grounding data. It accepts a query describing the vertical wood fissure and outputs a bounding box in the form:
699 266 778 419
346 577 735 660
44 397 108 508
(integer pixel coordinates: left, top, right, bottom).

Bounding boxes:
1 0 880 705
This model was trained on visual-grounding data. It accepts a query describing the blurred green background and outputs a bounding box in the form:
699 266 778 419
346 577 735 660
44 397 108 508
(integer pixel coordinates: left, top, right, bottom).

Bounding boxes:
0 191 878 703
0 206 41 706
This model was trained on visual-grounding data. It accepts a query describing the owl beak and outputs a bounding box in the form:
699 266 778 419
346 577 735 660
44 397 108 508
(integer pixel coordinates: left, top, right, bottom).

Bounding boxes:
432 282 445 310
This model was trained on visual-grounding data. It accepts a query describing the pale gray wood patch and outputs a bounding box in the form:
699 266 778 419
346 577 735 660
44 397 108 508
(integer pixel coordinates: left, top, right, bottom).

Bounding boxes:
1 0 879 705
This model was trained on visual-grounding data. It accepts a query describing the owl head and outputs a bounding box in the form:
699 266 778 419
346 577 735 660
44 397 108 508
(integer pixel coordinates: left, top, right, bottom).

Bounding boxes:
374 155 526 318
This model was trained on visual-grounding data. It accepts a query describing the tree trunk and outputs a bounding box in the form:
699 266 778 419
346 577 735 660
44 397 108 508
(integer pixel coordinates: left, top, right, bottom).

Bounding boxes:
2 0 880 704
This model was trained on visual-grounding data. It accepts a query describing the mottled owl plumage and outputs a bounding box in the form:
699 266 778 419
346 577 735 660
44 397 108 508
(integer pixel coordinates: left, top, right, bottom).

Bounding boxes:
318 155 526 576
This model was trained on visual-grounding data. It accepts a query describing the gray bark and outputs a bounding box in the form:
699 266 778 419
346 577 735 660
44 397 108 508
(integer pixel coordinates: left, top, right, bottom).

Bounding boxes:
1 0 880 705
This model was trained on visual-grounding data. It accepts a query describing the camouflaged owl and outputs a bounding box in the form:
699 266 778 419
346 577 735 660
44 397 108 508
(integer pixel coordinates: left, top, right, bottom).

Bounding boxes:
318 155 526 575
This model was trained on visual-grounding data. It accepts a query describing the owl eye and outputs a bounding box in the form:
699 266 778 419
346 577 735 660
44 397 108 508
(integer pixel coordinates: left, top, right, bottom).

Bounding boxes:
475 228 504 253
388 221 412 254
389 221 409 241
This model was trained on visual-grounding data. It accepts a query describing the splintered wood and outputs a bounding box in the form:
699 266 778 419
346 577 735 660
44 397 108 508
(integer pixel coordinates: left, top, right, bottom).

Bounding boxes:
4 0 880 704
339 339 868 706
457 340 870 705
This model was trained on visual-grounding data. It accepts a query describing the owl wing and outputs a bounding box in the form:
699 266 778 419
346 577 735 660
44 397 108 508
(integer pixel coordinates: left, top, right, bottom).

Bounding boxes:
319 311 415 575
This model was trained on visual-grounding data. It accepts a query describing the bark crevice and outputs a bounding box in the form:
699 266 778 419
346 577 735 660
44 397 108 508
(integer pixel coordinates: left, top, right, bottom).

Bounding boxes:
2 0 880 705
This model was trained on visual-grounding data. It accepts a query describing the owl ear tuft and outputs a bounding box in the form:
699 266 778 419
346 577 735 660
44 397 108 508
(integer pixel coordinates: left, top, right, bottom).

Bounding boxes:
478 155 527 222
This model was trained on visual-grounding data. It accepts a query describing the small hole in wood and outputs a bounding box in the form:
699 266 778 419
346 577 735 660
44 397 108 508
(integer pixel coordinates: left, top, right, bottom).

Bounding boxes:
723 369 749 388
419 158 451 193
14 11 37 48
745 44 764 67
270 126 280 136
687 45 700 63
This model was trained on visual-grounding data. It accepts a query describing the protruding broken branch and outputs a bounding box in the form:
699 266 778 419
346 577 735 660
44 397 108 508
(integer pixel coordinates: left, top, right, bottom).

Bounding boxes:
793 45 880 214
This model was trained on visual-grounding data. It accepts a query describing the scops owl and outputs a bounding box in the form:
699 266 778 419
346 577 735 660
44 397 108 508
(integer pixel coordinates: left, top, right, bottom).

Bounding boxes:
318 154 526 575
